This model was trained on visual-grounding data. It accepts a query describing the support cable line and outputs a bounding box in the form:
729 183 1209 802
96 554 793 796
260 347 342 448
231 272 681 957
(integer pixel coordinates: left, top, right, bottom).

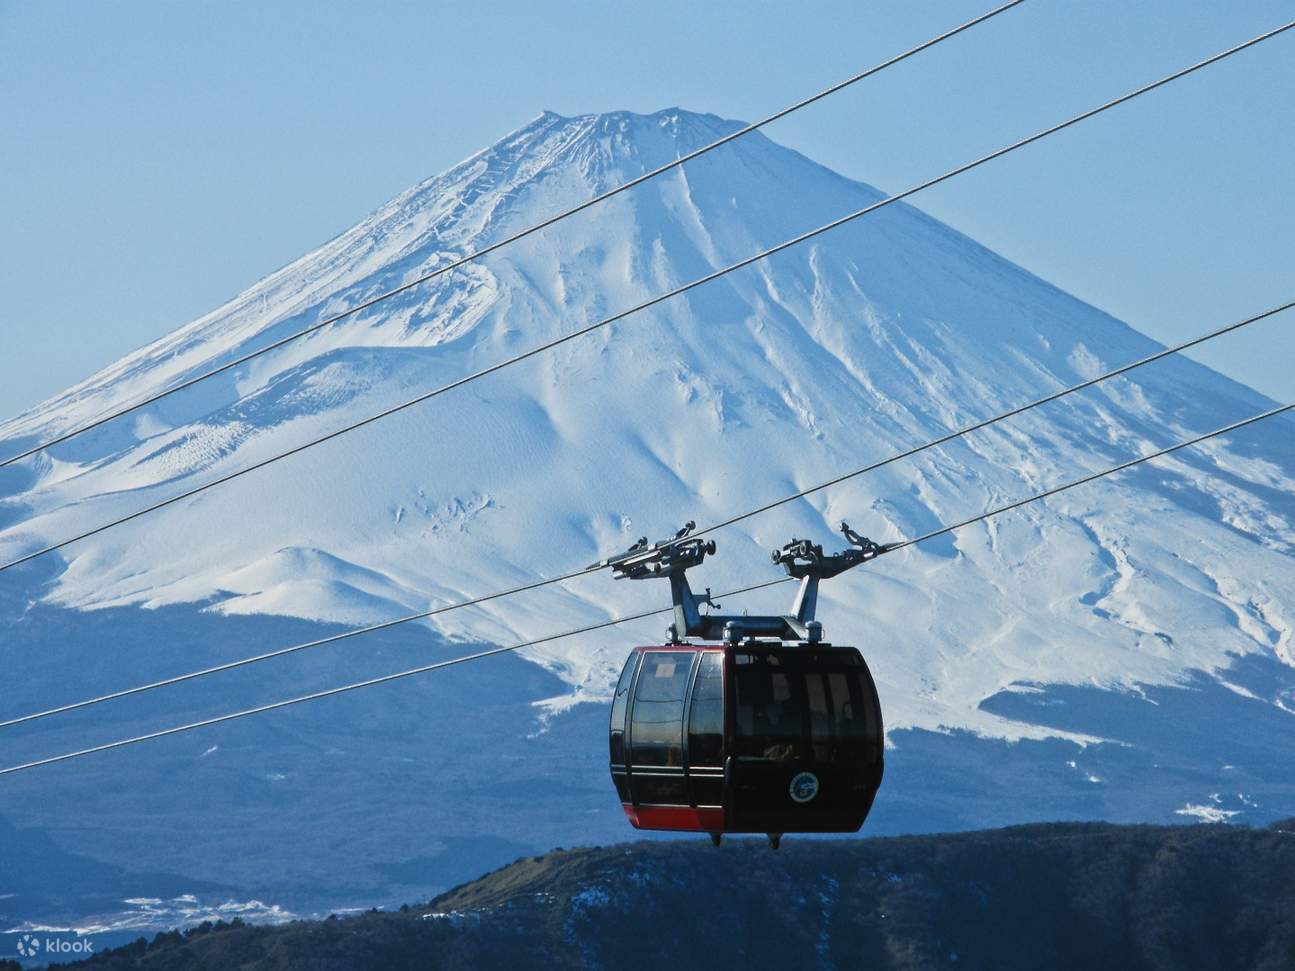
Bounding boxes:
0 578 789 777
685 300 1294 542
0 0 1029 470
2 298 1289 730
2 400 1289 777
3 20 1290 576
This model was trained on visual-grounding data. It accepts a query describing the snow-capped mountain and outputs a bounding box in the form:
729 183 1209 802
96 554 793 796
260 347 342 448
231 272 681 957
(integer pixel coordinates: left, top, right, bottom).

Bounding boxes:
1 111 1294 933
3 107 1291 735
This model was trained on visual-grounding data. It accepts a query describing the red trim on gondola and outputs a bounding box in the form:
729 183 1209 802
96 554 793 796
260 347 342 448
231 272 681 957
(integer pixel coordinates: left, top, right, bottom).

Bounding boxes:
622 803 725 832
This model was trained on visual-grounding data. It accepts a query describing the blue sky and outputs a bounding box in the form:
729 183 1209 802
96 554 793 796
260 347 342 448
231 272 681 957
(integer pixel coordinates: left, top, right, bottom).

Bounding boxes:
1 0 1291 418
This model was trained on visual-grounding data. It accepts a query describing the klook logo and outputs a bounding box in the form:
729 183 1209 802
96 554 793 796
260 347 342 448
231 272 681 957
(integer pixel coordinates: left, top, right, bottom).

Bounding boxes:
13 932 95 958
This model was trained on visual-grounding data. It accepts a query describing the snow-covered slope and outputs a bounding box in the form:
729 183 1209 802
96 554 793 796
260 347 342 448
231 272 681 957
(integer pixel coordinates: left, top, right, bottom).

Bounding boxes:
2 108 1293 746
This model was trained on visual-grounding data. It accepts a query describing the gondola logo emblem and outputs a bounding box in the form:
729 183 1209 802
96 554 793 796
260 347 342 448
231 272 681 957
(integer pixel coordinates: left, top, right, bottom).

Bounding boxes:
789 771 820 803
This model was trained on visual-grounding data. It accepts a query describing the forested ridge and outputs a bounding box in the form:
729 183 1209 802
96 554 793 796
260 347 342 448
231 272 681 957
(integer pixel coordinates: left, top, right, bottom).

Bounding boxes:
31 819 1295 971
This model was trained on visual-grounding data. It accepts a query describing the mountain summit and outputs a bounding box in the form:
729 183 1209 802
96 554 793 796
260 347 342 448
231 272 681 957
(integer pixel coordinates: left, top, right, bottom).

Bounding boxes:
2 107 1293 793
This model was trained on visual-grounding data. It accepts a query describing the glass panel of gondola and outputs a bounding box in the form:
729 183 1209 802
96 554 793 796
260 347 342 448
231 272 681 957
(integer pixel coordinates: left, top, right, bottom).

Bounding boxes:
831 669 881 752
686 651 724 808
608 653 637 804
807 671 832 762
734 652 808 762
629 651 695 806
609 654 636 766
809 665 881 779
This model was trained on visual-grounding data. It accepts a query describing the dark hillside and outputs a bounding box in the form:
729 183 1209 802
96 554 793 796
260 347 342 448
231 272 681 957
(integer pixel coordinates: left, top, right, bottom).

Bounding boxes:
51 819 1295 971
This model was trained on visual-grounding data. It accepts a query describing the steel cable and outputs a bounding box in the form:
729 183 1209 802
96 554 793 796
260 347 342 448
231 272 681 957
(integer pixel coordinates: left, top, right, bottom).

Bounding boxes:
2 299 1288 730
4 19 1290 572
0 0 1029 469
2 400 1288 776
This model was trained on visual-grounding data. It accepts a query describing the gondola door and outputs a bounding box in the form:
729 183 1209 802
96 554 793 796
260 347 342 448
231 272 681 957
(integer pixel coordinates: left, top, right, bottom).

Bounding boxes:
617 648 727 832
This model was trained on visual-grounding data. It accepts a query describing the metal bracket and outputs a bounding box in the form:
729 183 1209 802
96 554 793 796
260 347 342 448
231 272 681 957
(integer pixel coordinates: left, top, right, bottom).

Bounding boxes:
773 521 892 579
590 519 891 644
588 521 715 581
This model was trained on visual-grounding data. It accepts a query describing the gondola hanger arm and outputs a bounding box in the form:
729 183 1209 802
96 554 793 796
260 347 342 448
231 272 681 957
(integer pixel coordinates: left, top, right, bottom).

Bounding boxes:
590 519 890 644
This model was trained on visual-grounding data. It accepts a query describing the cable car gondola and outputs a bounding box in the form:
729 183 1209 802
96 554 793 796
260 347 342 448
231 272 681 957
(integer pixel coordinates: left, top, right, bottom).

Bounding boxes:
592 521 890 847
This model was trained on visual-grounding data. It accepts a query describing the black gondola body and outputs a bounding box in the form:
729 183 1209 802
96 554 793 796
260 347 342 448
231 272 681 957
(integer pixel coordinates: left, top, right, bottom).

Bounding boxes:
594 521 891 843
610 641 884 835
